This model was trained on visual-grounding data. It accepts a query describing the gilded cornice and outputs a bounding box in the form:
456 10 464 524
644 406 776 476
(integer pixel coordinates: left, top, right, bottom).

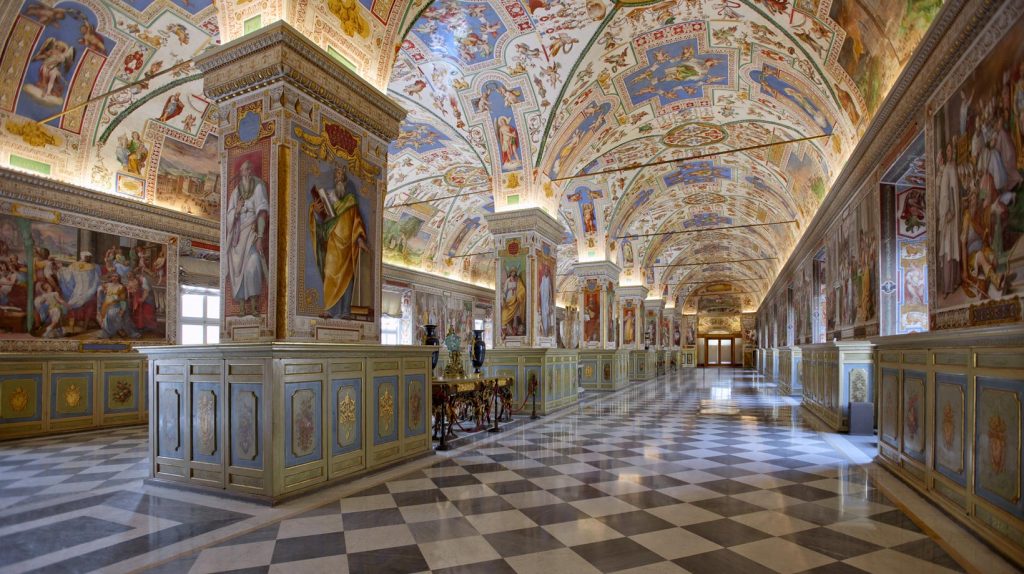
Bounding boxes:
0 167 218 243
759 0 998 308
484 207 565 245
574 261 621 283
383 263 495 301
618 286 649 300
194 21 406 142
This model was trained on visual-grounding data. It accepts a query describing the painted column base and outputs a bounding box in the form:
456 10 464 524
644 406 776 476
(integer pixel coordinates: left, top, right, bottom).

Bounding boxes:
874 327 1024 569
577 349 629 391
628 350 656 381
479 349 578 415
680 348 697 368
0 352 147 441
142 343 433 504
799 341 874 432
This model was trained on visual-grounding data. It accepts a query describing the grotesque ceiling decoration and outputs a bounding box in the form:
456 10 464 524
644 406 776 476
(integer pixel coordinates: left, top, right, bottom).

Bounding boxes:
0 0 944 307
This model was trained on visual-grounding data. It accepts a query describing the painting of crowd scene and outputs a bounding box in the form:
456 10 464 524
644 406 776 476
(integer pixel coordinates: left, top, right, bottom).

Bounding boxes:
0 213 166 341
931 12 1024 324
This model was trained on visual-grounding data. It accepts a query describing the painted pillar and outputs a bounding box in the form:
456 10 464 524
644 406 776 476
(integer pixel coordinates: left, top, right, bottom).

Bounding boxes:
485 207 563 349
618 286 648 350
645 298 664 349
195 21 405 343
575 261 621 350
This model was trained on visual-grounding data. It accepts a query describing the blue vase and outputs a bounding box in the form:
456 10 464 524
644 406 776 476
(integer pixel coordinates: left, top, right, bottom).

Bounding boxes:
424 324 439 371
471 329 486 374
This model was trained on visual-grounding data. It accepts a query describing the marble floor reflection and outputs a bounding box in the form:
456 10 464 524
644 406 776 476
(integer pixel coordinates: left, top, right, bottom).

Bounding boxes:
0 368 1007 573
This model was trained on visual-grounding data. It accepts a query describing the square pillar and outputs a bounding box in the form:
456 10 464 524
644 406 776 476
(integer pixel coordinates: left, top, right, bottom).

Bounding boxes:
486 207 564 349
196 21 405 343
575 261 627 391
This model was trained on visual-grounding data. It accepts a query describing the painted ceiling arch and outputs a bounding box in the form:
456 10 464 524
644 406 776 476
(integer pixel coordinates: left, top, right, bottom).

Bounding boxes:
0 0 945 305
384 0 945 303
0 0 421 222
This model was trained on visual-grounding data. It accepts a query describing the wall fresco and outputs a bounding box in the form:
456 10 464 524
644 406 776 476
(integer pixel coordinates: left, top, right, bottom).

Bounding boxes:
0 211 167 341
930 11 1024 329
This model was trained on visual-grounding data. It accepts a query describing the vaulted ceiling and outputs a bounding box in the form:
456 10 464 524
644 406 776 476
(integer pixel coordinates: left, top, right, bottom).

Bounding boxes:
0 0 944 310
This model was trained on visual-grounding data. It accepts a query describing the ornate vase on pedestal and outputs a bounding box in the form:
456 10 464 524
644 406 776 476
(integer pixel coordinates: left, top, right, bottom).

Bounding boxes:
442 327 466 379
424 324 440 373
471 329 486 374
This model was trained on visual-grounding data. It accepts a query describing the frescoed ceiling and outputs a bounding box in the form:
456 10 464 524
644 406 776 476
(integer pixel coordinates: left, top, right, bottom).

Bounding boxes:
384 0 944 299
0 0 423 224
0 0 944 300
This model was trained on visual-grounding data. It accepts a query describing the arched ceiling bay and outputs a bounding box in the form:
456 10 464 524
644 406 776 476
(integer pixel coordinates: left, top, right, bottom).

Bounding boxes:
386 0 944 300
0 0 944 303
0 0 420 222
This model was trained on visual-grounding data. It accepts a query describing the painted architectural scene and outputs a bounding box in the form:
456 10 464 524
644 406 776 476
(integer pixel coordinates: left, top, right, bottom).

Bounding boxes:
930 11 1024 326
0 212 167 341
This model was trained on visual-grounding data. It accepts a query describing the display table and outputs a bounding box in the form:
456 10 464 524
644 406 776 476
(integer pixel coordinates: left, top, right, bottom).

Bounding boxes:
432 376 514 450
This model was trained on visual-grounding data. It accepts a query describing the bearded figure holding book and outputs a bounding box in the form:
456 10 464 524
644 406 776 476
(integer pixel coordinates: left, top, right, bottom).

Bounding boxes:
310 161 368 319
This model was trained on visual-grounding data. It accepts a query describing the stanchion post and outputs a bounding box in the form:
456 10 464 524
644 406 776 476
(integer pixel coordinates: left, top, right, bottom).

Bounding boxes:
437 384 450 451
489 380 501 433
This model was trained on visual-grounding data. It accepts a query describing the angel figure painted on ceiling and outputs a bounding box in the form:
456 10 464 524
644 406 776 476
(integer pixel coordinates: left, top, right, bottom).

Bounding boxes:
159 93 184 122
496 116 521 170
25 37 74 104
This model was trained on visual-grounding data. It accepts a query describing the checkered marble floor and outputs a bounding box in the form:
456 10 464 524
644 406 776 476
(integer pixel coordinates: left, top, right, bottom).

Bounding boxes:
136 369 965 574
0 426 149 511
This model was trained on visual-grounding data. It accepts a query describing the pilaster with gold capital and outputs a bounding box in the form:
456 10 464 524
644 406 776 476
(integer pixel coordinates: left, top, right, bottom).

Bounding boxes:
195 21 405 343
575 261 621 350
618 285 648 350
644 298 665 349
485 207 564 348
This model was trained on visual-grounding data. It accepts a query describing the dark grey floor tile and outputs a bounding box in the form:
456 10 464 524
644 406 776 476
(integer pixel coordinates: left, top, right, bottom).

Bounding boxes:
408 517 478 543
105 492 251 524
350 483 390 497
615 490 683 509
341 507 406 530
800 562 869 574
270 532 345 563
568 470 620 484
768 469 827 483
392 488 449 507
0 515 135 567
432 474 483 488
705 466 759 479
488 479 541 495
781 503 858 526
781 527 883 560
699 479 761 496
546 484 607 502
596 510 674 536
673 547 778 573
682 518 772 547
634 475 686 490
134 553 199 573
450 495 514 515
484 526 565 557
214 523 281 547
519 503 589 525
891 537 965 572
432 558 517 574
462 463 508 473
869 509 923 531
773 484 838 502
690 496 764 517
345 544 429 574
572 537 663 572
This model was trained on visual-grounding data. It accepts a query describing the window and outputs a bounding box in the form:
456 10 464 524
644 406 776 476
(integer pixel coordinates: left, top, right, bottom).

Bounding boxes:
475 318 494 347
381 316 401 345
179 286 220 345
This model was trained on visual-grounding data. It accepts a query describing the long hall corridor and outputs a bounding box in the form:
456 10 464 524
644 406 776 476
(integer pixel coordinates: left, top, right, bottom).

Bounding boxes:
0 370 997 573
